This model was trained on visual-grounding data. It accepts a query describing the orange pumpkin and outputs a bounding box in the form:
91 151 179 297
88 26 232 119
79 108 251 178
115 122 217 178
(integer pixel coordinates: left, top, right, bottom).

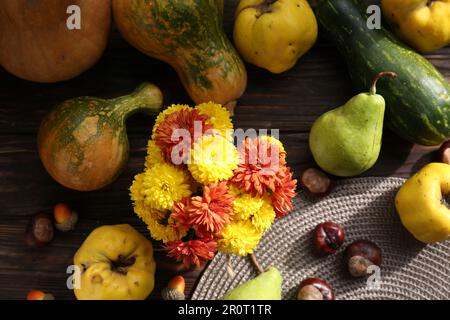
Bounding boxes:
0 0 111 83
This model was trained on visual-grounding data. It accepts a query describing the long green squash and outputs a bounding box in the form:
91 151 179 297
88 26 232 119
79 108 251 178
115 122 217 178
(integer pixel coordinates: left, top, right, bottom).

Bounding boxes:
316 0 450 146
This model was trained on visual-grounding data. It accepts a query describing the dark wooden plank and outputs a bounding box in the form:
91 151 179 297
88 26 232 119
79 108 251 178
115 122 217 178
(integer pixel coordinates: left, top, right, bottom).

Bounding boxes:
1 40 449 135
0 0 448 300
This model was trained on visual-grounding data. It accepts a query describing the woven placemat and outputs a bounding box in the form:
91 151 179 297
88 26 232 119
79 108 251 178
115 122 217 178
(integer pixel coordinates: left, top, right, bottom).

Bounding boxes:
192 177 450 300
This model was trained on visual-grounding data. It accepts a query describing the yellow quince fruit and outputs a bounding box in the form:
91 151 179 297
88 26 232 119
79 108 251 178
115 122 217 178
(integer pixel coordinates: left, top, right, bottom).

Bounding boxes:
381 0 450 53
395 163 450 244
74 224 156 300
233 0 318 73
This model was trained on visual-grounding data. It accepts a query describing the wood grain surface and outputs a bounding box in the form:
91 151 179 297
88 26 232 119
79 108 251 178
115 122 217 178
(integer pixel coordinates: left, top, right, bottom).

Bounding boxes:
0 0 449 300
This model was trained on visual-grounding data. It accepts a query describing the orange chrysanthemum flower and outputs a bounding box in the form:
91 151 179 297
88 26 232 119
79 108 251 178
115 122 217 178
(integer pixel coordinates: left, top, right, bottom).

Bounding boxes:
154 108 214 165
231 137 287 197
171 197 191 229
272 166 297 217
165 237 217 268
188 182 235 234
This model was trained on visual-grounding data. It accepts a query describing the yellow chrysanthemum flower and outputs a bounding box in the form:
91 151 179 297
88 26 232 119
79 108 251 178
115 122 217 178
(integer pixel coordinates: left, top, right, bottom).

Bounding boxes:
188 135 239 185
218 220 262 256
130 172 146 203
132 163 192 211
133 200 186 243
260 135 286 158
251 197 276 233
228 185 241 196
196 102 233 140
151 104 191 139
145 140 165 168
232 191 265 221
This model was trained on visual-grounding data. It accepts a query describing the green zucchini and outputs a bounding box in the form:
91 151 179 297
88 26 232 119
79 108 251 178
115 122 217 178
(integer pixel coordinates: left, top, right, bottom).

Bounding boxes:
316 0 450 146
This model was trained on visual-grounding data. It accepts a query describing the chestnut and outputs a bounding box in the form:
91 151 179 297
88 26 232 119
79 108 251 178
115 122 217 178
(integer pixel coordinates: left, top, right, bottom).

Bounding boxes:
439 140 450 165
25 212 54 247
344 240 382 278
297 277 335 300
300 168 333 197
313 221 345 255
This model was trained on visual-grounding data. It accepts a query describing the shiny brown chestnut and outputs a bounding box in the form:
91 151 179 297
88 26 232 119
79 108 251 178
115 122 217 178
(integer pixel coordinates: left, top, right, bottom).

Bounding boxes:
297 277 335 300
25 212 54 247
344 240 382 278
313 221 345 255
300 168 333 197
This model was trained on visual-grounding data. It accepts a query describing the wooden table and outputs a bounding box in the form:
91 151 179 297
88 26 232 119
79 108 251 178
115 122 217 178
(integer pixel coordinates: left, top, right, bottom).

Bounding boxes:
0 1 449 300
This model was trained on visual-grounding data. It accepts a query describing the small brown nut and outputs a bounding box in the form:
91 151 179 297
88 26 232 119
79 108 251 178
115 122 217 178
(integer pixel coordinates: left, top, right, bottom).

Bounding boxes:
297 277 335 300
300 168 333 197
344 240 382 278
25 212 54 247
53 203 78 232
438 140 450 165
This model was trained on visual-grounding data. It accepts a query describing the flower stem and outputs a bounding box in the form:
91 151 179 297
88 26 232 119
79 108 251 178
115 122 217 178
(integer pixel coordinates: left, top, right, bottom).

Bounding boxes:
249 253 264 274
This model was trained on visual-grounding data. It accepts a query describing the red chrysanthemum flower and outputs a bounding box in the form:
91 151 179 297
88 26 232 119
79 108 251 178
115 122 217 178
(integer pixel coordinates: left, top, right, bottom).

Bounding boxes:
165 237 217 268
170 197 191 229
272 166 297 217
231 137 287 197
154 108 214 165
188 182 235 233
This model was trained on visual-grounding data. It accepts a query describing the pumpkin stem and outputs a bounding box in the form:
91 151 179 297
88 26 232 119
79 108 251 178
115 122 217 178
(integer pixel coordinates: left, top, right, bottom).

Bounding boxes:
369 71 397 95
112 83 163 120
224 100 237 116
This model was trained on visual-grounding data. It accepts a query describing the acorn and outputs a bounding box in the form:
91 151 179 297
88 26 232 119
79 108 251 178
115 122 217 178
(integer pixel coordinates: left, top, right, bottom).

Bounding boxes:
53 203 78 232
26 290 55 300
161 275 186 300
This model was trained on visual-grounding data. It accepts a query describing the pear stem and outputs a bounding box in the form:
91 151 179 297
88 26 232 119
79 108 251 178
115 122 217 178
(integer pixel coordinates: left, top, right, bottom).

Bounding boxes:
369 71 398 95
249 253 264 274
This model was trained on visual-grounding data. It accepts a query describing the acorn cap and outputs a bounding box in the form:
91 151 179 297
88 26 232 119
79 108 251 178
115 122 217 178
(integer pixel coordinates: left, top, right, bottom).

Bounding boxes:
161 287 185 300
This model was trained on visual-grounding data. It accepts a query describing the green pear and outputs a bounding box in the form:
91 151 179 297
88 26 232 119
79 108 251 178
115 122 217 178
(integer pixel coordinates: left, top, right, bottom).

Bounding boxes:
309 72 397 177
221 267 282 300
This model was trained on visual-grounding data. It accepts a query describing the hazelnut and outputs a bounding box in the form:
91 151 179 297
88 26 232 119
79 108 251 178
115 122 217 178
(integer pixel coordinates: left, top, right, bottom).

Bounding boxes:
162 275 185 300
53 203 78 232
344 240 382 278
297 278 335 300
438 140 450 165
25 212 54 247
313 221 345 255
300 168 333 197
26 290 55 300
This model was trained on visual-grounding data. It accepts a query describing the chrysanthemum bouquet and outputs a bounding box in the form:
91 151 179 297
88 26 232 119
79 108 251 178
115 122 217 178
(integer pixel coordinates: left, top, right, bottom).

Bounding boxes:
130 102 297 268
